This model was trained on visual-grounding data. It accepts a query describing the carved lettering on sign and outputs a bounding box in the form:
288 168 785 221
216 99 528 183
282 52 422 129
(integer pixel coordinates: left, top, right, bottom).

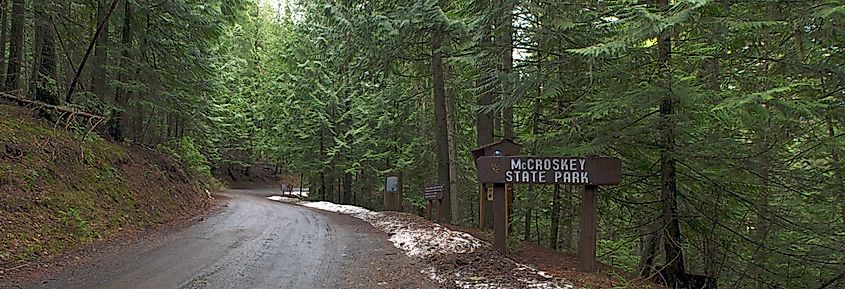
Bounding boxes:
476 156 621 185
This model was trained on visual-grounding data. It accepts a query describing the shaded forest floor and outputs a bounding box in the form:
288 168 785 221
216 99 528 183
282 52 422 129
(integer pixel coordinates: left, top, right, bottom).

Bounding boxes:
212 162 303 190
444 225 663 289
0 103 220 276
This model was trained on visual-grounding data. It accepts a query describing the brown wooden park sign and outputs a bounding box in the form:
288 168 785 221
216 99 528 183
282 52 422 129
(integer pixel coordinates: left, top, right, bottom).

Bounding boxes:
473 142 622 273
475 156 621 185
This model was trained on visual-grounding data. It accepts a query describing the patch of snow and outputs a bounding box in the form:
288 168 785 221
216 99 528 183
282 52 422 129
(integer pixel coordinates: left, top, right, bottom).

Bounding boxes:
455 281 502 289
266 196 302 203
371 219 483 258
535 270 555 279
265 196 577 289
513 264 576 289
289 187 309 197
519 278 575 289
301 201 379 220
275 198 481 258
421 267 446 283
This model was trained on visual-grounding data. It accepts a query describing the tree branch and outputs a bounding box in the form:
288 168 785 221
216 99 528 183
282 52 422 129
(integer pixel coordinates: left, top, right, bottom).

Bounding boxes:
64 0 119 103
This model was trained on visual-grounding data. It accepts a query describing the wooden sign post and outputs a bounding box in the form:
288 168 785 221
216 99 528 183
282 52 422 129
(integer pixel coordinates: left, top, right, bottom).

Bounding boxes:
471 139 522 231
579 185 598 272
492 182 507 253
424 185 444 220
384 173 403 211
474 155 622 272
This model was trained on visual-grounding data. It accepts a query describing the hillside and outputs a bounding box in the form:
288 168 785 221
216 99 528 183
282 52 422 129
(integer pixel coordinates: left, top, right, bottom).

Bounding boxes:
0 104 217 268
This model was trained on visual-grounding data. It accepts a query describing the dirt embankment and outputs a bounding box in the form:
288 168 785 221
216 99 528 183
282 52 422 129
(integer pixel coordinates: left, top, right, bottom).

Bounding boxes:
0 105 216 269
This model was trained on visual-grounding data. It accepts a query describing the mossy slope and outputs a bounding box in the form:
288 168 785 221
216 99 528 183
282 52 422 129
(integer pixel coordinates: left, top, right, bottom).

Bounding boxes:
0 105 213 266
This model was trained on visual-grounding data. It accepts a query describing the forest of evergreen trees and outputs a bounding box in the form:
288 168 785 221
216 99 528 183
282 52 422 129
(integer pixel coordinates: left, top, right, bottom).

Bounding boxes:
1 0 844 288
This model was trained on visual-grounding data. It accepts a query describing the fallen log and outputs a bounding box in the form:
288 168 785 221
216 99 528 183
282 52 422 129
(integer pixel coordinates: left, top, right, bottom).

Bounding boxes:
1 92 108 141
1 92 105 120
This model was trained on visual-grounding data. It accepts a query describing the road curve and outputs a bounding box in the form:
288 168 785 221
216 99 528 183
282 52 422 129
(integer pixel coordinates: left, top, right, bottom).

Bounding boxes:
16 189 437 289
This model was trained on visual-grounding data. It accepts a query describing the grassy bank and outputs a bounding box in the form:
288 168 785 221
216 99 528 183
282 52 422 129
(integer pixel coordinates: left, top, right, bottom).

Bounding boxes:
0 105 220 267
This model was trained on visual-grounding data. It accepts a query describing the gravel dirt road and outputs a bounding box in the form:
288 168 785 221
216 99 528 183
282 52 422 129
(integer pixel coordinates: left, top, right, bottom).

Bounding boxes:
8 189 438 289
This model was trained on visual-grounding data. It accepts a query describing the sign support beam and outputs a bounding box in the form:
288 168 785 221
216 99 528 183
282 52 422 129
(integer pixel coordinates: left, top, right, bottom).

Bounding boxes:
493 183 507 254
577 185 598 272
480 184 493 230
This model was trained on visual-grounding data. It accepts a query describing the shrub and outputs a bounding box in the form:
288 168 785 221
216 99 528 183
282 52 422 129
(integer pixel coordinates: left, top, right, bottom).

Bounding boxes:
177 137 211 176
157 136 212 176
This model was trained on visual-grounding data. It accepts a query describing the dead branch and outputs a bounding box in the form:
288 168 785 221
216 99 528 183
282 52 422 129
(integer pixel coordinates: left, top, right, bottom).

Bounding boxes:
64 0 120 102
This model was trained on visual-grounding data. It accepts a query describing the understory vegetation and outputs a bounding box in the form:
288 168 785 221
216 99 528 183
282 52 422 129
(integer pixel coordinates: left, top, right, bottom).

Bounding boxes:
1 0 843 288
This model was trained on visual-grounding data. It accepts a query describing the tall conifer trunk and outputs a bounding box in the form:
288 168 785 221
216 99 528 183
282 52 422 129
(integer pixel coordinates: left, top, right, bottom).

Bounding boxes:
501 2 514 140
92 0 111 101
751 157 770 289
4 0 24 93
656 0 686 286
445 64 460 223
476 2 495 230
431 14 451 223
110 0 132 141
832 120 845 226
34 0 56 105
638 231 659 278
549 184 561 250
0 0 9 91
500 0 516 236
319 125 326 201
29 1 42 97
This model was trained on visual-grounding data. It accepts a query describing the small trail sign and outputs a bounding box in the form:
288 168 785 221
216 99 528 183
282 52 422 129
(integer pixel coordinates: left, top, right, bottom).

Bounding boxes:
386 175 400 193
383 173 403 211
423 184 444 220
424 185 444 200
